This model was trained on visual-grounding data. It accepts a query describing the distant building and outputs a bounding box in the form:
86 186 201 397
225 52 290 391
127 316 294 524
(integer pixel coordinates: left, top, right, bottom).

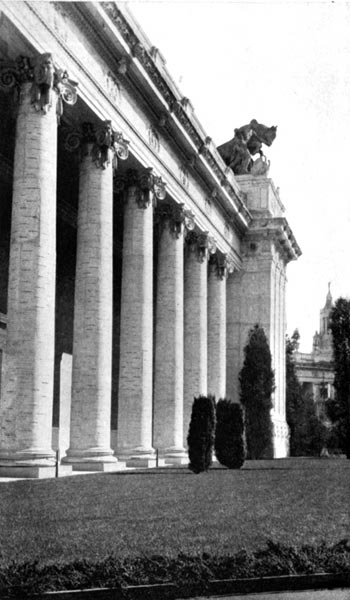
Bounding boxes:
295 285 334 419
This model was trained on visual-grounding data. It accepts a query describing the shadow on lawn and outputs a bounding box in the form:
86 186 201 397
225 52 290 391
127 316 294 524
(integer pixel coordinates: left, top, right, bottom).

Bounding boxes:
106 458 349 476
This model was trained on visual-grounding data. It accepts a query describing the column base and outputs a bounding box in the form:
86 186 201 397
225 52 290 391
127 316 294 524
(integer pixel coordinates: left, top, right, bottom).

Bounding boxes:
69 461 126 472
0 465 56 479
117 447 157 468
62 447 118 465
159 448 188 465
125 457 158 468
0 449 56 478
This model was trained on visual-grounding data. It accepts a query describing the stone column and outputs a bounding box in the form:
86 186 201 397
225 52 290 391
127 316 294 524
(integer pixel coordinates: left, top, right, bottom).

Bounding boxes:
117 169 166 466
226 269 241 402
0 54 77 477
183 232 214 444
63 123 128 471
153 204 193 463
208 255 227 400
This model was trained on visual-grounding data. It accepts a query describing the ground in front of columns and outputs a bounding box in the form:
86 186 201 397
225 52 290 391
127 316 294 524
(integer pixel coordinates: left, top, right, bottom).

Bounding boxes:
0 458 349 567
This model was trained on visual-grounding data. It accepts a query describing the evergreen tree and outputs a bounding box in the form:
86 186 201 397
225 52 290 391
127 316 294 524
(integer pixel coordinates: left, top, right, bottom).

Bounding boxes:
326 298 350 457
215 399 245 468
291 388 327 456
239 325 274 459
285 330 303 455
187 395 216 473
286 330 327 456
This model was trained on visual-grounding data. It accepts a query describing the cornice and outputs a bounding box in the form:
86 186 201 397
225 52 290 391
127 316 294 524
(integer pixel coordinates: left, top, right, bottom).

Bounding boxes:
99 2 250 227
245 216 302 263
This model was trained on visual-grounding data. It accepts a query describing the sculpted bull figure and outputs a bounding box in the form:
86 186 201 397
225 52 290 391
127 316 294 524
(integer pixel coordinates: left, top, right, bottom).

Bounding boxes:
217 119 277 176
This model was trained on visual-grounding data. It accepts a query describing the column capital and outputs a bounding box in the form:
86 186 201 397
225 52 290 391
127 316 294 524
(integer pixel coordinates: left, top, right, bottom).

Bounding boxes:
186 230 217 263
64 120 129 169
209 253 235 279
0 53 78 122
115 168 166 208
156 203 195 238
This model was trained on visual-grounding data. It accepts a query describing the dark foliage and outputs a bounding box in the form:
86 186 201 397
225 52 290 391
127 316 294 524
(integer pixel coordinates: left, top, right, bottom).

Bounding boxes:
326 298 350 457
286 331 327 456
187 395 216 473
215 399 245 468
1 540 350 597
239 325 274 459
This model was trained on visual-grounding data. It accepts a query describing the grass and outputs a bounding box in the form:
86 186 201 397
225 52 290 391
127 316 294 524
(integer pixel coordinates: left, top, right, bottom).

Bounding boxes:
0 459 349 567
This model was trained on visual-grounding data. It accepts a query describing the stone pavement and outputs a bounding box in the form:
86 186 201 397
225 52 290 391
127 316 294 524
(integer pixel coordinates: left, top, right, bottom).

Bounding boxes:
191 589 350 600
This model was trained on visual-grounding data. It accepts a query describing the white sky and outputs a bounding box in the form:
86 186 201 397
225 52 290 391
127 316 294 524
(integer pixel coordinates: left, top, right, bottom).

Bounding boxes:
127 0 350 352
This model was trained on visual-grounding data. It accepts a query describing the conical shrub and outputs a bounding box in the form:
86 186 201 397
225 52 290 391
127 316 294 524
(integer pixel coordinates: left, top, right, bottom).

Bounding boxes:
187 395 216 473
215 399 245 468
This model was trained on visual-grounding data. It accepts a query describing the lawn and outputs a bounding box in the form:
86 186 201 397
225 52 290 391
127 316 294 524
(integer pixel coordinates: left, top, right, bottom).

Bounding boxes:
0 459 349 567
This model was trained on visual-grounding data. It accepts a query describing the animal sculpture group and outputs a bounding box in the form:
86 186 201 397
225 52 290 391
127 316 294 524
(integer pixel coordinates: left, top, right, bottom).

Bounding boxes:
217 119 277 176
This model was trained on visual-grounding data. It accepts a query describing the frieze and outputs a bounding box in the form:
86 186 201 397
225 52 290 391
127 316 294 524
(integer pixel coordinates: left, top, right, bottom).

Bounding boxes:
105 71 121 104
100 3 248 221
0 53 77 123
148 126 160 153
179 164 189 188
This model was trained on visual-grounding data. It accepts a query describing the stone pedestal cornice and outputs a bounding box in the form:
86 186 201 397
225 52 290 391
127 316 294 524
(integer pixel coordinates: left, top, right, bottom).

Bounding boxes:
243 216 301 264
0 53 78 122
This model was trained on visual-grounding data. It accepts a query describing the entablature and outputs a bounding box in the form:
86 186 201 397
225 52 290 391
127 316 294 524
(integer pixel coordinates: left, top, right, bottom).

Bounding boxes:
244 216 302 264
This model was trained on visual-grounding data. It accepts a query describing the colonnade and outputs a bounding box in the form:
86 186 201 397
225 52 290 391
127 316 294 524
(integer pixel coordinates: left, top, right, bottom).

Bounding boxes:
0 54 235 476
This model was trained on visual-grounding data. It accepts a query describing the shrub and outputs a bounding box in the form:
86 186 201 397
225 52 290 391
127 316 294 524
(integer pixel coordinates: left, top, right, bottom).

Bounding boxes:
239 325 274 459
187 395 216 473
215 399 245 468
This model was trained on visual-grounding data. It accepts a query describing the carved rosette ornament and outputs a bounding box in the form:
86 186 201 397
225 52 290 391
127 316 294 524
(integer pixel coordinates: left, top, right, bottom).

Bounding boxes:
186 231 217 263
156 203 195 239
115 168 166 209
64 121 129 170
0 54 77 122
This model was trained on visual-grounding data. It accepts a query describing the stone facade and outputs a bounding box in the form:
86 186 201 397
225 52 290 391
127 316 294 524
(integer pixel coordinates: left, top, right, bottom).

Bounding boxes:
0 1 301 476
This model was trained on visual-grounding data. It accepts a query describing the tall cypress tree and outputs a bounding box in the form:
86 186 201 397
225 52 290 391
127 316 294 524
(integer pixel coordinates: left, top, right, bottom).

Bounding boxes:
215 399 245 468
326 298 350 457
187 395 216 473
239 325 274 459
286 330 303 455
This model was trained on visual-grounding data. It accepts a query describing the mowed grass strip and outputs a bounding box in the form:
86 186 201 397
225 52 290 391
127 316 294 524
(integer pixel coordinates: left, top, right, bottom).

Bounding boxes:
0 460 349 566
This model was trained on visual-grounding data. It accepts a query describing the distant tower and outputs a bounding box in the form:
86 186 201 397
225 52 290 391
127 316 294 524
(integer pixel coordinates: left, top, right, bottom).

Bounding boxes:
312 283 333 357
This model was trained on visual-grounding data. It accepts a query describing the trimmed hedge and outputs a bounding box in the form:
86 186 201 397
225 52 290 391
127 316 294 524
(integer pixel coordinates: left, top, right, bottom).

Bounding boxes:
1 540 350 597
187 395 216 473
215 399 245 469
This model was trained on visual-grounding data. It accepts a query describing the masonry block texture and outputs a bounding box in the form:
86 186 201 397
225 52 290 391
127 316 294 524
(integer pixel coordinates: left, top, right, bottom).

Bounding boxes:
117 187 155 457
153 224 185 456
183 247 208 444
0 83 57 467
208 263 226 400
64 150 116 465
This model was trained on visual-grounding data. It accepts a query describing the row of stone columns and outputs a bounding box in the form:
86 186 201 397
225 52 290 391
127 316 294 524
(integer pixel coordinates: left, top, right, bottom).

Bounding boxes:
0 53 234 476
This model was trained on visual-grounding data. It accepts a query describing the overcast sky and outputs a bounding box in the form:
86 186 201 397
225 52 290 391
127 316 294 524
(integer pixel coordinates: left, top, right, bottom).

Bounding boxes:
127 0 350 351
